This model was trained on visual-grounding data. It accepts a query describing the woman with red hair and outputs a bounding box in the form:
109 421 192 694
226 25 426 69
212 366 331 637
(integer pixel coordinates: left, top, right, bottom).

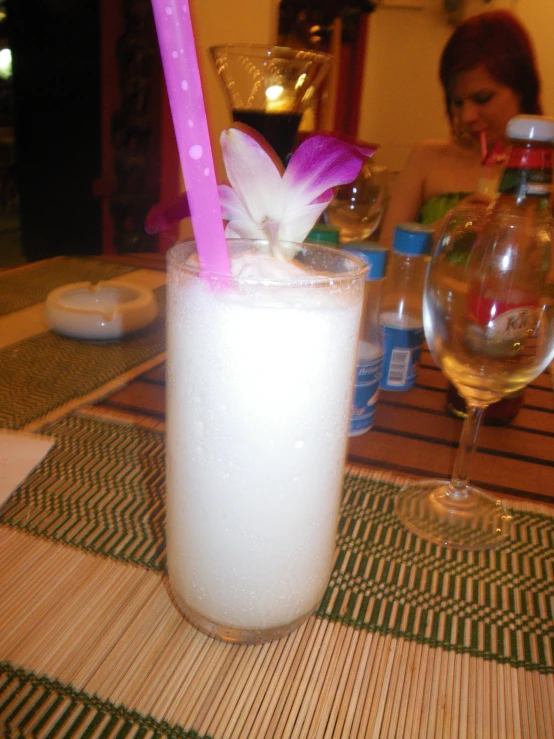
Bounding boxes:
379 10 543 246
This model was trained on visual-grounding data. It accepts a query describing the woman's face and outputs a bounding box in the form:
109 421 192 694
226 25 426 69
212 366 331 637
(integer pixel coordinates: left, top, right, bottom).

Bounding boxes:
449 64 521 149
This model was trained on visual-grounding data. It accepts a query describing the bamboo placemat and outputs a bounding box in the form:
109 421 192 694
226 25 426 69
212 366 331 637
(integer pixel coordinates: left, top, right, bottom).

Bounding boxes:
0 257 137 316
0 287 166 431
1 411 553 737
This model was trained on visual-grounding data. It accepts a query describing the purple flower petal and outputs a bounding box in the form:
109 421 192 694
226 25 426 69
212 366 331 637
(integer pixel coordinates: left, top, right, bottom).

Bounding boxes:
309 188 335 206
284 134 374 207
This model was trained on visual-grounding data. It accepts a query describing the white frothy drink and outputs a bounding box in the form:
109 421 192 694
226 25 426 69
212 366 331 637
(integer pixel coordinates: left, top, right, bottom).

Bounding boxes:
166 241 365 642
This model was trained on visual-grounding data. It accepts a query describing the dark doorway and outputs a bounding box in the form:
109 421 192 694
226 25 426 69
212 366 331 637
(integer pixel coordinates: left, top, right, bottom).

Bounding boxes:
8 0 101 260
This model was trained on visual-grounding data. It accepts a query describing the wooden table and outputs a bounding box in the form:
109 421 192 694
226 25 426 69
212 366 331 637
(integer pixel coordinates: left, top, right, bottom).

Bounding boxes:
102 252 554 506
1 254 553 738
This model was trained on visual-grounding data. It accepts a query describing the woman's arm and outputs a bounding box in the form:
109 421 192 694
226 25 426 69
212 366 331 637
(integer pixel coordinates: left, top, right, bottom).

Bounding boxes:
378 143 430 247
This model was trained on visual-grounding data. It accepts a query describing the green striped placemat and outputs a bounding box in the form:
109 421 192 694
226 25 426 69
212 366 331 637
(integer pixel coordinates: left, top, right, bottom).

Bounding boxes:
1 412 552 675
0 662 208 739
0 287 166 431
0 257 137 316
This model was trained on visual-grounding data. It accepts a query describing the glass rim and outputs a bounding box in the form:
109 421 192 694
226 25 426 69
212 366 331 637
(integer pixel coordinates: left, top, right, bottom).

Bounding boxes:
445 204 550 220
209 44 333 64
166 238 368 287
436 205 553 237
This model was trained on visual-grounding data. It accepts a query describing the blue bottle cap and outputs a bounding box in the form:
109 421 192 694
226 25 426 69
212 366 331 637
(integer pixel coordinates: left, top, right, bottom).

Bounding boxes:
393 223 433 256
306 224 340 245
342 243 387 280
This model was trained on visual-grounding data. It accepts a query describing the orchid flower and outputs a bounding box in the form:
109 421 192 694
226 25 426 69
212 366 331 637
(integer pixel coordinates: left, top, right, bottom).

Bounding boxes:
218 127 376 259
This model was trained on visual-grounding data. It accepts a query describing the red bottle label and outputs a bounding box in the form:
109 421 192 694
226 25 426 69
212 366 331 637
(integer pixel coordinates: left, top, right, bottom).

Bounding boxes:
499 144 553 197
468 290 536 324
505 145 552 171
466 290 540 352
483 305 541 341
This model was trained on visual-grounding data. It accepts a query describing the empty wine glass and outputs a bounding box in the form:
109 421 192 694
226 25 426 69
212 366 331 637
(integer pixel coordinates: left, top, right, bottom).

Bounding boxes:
395 206 554 549
324 160 389 243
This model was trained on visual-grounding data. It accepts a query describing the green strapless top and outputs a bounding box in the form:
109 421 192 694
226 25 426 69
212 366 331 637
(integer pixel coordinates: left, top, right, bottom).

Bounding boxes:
419 192 470 225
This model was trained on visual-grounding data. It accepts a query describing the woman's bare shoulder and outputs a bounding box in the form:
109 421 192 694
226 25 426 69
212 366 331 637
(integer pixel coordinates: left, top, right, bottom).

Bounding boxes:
405 139 477 195
412 138 450 151
408 139 459 162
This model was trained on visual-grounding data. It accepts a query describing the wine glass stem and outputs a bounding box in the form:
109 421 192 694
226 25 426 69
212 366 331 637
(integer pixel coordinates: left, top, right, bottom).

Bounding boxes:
448 403 485 500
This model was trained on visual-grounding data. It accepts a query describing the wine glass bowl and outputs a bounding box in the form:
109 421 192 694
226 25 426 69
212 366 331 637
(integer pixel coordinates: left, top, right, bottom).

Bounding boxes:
395 206 554 549
324 161 389 243
210 44 331 165
427 210 554 403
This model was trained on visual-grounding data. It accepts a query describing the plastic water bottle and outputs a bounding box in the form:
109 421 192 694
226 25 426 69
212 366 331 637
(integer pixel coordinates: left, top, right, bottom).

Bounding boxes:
342 244 387 436
379 223 433 391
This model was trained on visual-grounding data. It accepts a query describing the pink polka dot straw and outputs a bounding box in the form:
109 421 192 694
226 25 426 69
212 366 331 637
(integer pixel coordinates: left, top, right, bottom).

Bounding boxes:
151 0 230 275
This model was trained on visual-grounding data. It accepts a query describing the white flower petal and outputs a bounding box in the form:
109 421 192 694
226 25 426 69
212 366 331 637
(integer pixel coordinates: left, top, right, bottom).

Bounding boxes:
279 200 332 244
218 184 249 222
225 220 267 240
221 128 286 225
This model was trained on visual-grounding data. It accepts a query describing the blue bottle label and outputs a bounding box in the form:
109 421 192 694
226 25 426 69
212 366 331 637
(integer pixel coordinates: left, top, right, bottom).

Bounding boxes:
379 321 424 391
350 354 382 436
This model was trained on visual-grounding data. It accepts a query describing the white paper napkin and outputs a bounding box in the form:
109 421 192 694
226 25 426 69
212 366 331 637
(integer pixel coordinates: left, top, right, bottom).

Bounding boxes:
0 430 55 509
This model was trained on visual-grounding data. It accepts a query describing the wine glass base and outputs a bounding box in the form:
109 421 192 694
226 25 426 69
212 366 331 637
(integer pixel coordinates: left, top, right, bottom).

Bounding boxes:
394 479 512 550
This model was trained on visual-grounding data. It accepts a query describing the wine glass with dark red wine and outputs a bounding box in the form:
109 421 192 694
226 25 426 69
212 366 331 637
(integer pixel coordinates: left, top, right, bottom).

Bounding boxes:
395 206 554 550
210 45 331 165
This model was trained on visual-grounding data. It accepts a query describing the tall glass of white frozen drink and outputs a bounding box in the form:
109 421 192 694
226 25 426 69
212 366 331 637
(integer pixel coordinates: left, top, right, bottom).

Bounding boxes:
166 238 366 643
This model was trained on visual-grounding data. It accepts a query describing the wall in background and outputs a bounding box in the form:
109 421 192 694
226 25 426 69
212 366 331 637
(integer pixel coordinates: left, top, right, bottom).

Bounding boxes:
358 0 554 172
192 0 279 180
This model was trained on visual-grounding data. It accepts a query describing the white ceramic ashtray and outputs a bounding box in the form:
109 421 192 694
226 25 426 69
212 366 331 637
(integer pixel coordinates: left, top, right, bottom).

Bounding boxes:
45 280 158 340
